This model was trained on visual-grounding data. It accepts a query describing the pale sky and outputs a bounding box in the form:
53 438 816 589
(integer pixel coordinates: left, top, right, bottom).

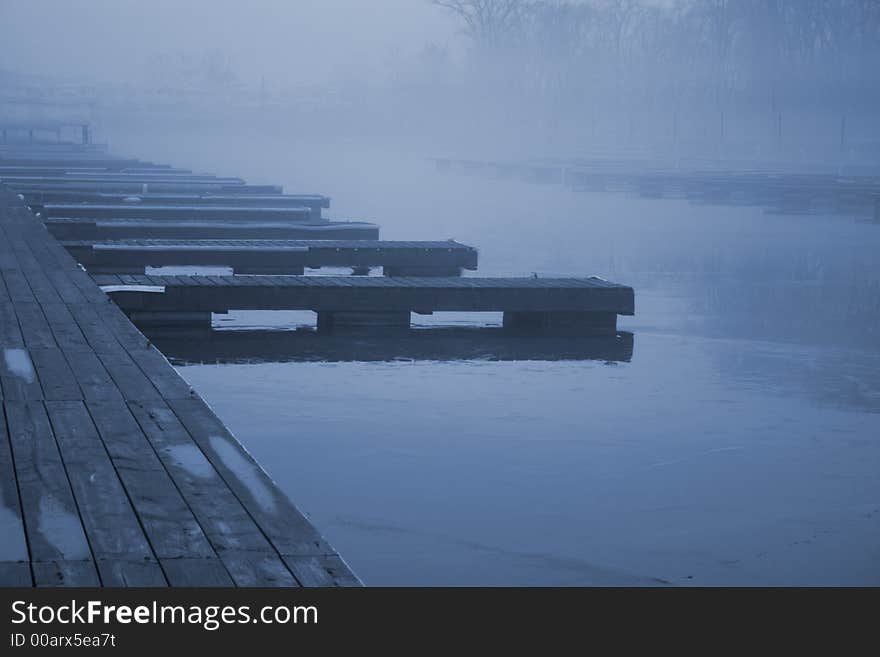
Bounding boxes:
1 0 459 86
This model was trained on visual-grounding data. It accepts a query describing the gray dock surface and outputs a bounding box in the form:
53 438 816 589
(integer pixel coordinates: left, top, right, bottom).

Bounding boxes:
0 186 360 587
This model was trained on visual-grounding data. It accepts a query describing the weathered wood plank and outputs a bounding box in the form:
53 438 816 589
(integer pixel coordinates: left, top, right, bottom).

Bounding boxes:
96 351 163 402
0 407 31 574
4 401 92 564
166 397 336 558
39 302 92 352
61 350 123 401
13 302 56 349
127 400 299 586
127 347 194 400
160 558 234 587
32 560 100 587
27 348 81 400
0 303 24 346
45 401 156 563
284 556 362 587
0 561 33 586
97 559 168 587
87 400 217 561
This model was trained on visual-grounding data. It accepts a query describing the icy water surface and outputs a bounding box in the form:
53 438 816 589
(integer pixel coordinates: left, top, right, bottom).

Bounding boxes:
112 131 880 585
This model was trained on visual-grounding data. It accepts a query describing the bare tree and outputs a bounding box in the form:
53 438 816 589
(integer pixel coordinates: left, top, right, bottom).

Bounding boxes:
429 0 527 48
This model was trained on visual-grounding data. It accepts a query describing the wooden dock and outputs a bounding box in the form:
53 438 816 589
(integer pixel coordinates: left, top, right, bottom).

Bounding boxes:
64 239 479 276
2 132 635 587
0 190 360 587
433 156 880 218
41 203 318 223
43 217 381 241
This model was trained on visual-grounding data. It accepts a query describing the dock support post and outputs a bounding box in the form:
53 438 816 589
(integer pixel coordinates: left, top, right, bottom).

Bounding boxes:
317 311 410 334
383 266 462 277
503 311 618 336
88 265 147 275
82 124 90 145
125 310 214 329
232 266 305 275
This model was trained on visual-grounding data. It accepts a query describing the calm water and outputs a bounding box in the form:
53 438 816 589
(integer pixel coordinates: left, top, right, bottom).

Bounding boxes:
112 129 880 585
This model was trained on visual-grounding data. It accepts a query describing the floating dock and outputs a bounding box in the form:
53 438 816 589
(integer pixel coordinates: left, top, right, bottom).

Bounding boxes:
95 274 632 334
433 156 880 218
66 239 479 276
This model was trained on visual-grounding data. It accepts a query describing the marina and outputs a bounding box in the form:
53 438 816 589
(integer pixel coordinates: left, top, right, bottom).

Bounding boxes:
0 130 635 587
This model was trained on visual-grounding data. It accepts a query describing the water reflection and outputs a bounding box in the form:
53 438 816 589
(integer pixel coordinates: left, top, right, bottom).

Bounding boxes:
147 327 634 365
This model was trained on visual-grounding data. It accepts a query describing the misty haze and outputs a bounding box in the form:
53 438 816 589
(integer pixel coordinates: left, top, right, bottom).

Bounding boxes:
1 0 878 588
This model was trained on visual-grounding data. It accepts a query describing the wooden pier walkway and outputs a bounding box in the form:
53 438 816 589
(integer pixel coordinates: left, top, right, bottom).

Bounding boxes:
0 189 360 587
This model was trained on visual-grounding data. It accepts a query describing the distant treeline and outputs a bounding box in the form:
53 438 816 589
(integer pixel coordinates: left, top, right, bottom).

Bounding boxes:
432 0 880 110
422 1 880 153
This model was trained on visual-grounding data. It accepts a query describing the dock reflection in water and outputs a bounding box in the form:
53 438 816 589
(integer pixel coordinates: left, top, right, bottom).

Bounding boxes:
146 327 635 365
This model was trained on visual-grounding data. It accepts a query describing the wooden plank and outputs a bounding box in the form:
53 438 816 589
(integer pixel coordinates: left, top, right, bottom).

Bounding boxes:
29 349 82 400
89 302 150 346
127 400 299 586
127 347 194 400
45 400 156 562
160 558 234 586
97 560 168 587
213 551 300 587
4 401 92 564
39 302 91 352
2 261 33 305
96 351 163 402
0 407 31 576
64 304 128 356
32 561 100 587
87 400 217 561
0 561 33 586
13 302 56 349
166 397 336 558
284 556 362 587
0 303 24 346
61 350 123 401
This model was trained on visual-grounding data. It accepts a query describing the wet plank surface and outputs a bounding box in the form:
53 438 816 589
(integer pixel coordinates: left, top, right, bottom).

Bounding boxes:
0 185 360 587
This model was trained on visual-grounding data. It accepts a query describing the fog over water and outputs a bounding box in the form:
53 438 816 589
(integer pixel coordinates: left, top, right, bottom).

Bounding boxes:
3 1 879 584
104 125 879 585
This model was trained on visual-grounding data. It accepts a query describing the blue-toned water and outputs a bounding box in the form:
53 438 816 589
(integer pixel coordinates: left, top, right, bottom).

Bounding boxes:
110 130 880 585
